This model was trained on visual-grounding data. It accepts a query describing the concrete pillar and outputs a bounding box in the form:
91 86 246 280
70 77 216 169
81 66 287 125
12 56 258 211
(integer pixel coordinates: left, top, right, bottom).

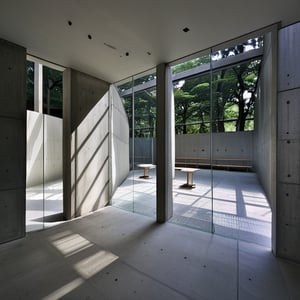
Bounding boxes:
277 22 300 263
63 68 110 219
156 63 173 222
0 39 26 243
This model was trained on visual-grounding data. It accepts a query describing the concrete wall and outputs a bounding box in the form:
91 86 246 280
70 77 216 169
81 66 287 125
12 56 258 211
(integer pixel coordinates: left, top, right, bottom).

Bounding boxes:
110 85 130 195
175 131 253 161
63 69 109 219
26 111 62 187
277 22 300 262
0 39 26 243
130 138 156 166
254 31 277 205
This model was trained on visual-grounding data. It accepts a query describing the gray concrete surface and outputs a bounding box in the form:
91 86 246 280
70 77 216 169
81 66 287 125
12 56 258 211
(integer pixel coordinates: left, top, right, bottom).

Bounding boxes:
0 38 26 243
63 69 110 219
0 206 299 299
112 169 272 247
277 22 300 262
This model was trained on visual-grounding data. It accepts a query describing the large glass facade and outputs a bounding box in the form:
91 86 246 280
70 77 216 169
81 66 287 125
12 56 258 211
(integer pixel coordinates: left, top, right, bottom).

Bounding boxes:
111 69 157 219
110 34 270 248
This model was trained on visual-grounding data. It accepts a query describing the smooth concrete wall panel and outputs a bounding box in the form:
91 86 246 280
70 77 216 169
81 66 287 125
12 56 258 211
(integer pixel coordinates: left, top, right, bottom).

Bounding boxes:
277 22 300 263
0 39 26 243
254 31 277 205
44 114 63 183
63 68 110 218
70 70 109 131
277 183 300 222
26 111 43 186
176 133 210 158
277 218 300 262
0 189 25 243
278 22 300 92
0 118 26 189
277 139 300 184
110 85 129 195
278 89 300 140
26 111 63 187
75 94 109 215
175 132 253 160
0 39 26 119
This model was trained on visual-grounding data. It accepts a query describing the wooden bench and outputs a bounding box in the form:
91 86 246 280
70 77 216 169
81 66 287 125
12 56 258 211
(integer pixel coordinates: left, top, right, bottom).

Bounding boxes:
175 157 253 171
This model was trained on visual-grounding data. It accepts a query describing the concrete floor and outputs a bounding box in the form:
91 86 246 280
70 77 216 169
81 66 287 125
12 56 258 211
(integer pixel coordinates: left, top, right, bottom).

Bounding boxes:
1 206 299 300
112 169 271 247
26 180 64 232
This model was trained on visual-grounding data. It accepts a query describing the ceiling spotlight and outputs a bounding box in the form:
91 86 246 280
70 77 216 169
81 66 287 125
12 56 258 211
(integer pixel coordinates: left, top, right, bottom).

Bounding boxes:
68 20 72 26
88 34 92 40
147 51 151 55
125 52 129 56
183 27 190 33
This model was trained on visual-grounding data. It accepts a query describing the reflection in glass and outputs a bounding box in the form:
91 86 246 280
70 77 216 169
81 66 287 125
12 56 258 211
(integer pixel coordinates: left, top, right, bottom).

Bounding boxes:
112 70 157 219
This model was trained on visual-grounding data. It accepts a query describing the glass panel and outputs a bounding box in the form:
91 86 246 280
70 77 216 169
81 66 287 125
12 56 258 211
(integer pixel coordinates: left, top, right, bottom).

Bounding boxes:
43 114 63 227
211 44 271 247
111 77 134 212
171 51 213 233
132 70 156 217
26 110 44 231
26 61 34 111
26 61 64 232
112 69 157 219
43 66 63 118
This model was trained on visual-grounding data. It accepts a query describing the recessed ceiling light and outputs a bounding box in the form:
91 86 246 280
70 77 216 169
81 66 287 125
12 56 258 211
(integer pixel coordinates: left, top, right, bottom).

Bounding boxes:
68 20 72 26
88 34 92 40
147 51 151 55
183 27 190 33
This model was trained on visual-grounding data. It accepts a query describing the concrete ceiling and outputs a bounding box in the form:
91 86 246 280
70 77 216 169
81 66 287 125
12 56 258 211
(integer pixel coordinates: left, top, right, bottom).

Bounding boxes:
0 0 299 83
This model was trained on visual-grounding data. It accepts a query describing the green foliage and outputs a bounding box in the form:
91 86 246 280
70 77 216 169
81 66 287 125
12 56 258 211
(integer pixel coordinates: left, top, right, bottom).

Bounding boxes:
119 37 263 136
43 66 63 118
26 61 34 110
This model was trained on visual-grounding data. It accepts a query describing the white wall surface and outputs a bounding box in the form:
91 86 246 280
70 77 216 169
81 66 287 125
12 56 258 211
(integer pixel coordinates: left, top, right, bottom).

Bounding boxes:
110 85 130 195
26 111 62 187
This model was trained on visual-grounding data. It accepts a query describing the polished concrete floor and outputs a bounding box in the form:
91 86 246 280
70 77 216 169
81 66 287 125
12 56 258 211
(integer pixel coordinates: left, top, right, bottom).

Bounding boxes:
112 169 271 247
1 206 299 300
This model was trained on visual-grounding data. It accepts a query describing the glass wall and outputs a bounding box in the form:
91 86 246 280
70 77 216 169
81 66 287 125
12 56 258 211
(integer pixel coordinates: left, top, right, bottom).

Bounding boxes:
110 33 271 247
169 35 271 246
112 69 157 218
26 59 64 231
171 51 213 233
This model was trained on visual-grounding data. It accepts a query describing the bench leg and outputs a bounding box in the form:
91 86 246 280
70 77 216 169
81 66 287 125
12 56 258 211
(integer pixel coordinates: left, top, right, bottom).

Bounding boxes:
139 167 151 179
180 172 195 189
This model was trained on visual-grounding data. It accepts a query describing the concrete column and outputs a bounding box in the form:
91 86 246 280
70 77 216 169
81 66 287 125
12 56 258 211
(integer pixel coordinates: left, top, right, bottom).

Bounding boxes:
63 68 110 219
0 39 26 243
156 63 173 222
277 22 300 263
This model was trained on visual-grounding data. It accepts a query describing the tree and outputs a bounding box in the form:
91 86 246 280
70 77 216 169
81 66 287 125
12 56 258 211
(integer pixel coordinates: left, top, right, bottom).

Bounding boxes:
43 66 63 118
